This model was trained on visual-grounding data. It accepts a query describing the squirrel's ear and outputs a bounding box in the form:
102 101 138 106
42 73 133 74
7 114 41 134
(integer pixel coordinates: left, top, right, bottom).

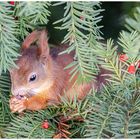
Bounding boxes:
22 30 41 51
37 30 49 63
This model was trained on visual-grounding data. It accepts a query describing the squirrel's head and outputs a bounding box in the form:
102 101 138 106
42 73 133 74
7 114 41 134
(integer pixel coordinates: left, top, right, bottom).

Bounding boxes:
10 30 54 99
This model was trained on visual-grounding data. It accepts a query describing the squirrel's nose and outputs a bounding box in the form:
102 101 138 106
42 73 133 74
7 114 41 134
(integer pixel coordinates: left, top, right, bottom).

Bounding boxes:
13 89 26 99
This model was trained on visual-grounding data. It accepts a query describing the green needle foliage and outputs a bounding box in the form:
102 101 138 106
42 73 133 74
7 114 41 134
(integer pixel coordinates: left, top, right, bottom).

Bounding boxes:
84 6 140 138
0 73 12 138
0 2 20 74
118 31 140 60
14 1 51 39
0 1 51 74
5 95 90 138
5 109 56 138
84 35 140 138
54 2 103 84
125 7 140 33
85 83 140 138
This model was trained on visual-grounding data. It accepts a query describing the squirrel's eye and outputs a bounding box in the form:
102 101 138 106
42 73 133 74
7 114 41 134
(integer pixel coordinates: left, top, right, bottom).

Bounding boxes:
29 74 36 82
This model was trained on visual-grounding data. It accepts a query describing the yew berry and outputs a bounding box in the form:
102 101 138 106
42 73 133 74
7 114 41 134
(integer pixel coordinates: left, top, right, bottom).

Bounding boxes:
80 16 84 20
119 54 128 62
9 1 15 5
128 64 136 74
42 121 49 129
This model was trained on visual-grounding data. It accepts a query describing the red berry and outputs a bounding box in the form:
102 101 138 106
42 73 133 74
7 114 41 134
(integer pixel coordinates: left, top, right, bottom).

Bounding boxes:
42 121 49 129
9 1 15 5
128 64 136 74
80 16 84 20
119 54 128 62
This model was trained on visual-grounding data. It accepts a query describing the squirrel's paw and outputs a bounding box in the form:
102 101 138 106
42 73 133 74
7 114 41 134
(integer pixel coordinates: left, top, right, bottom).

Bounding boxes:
9 96 27 113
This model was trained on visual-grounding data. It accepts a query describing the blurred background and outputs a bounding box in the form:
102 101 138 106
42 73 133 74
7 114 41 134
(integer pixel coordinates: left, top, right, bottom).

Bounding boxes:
47 2 140 44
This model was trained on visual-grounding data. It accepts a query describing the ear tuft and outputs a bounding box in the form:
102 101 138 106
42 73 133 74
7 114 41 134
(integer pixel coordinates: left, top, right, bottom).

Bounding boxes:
37 30 49 63
21 29 49 64
22 30 42 51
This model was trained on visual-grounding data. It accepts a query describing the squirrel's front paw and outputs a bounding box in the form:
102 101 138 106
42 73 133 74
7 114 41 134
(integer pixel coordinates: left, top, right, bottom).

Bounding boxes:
9 96 27 113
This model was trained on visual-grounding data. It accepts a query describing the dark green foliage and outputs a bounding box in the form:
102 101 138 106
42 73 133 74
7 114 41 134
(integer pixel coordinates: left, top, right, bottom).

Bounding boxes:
5 110 56 138
85 81 140 138
125 7 140 33
54 2 103 84
5 95 90 138
0 73 13 138
0 2 20 74
84 7 140 138
14 1 51 39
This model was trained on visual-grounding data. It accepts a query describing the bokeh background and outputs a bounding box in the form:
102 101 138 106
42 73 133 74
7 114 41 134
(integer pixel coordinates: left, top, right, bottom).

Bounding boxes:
47 2 140 44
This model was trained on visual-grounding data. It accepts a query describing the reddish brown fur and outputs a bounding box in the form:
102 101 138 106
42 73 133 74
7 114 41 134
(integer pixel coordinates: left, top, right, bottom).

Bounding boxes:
9 30 94 112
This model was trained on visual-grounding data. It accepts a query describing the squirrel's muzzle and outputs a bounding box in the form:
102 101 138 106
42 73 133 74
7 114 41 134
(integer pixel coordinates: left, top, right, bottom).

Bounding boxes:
12 88 27 99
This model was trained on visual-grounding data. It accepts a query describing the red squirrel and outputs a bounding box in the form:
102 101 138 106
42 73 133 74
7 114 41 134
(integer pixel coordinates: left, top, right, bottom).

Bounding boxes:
9 29 98 113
